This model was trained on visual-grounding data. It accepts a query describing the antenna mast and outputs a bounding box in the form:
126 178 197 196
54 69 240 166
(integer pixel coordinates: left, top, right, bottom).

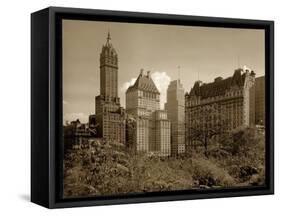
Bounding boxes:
177 65 181 81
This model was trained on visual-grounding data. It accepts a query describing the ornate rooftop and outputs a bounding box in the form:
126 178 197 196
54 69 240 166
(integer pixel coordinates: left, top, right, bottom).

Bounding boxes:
101 32 117 56
126 69 160 94
188 67 255 99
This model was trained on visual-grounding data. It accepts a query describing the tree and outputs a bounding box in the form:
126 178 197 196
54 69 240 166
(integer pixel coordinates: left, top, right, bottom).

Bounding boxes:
63 138 132 197
187 104 228 157
89 139 131 195
125 113 141 153
218 127 265 184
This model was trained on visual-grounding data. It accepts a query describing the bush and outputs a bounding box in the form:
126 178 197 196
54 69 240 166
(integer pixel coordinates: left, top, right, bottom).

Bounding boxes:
192 157 235 187
126 155 193 193
64 139 132 197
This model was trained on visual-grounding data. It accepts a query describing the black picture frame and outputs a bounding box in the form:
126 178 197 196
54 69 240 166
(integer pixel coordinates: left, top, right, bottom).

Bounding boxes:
31 6 274 209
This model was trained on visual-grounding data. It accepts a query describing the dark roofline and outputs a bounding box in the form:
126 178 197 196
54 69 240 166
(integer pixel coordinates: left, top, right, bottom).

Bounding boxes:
187 68 254 99
126 70 160 94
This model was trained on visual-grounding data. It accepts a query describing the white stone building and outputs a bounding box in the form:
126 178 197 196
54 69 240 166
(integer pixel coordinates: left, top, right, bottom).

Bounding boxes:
126 69 171 156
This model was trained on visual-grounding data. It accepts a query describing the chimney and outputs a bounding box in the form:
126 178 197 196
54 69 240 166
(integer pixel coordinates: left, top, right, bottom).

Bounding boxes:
250 70 256 77
147 70 151 78
140 68 144 76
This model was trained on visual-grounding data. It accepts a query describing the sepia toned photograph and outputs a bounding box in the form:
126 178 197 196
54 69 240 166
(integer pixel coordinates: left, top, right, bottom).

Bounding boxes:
62 19 266 198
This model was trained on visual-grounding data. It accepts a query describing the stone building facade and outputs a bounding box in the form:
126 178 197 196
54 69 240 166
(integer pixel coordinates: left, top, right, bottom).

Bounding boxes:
185 67 256 147
165 80 185 156
255 76 265 125
95 33 126 144
126 69 171 156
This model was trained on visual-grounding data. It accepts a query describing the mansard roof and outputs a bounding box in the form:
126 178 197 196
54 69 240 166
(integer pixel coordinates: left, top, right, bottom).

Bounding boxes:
126 70 160 94
189 68 251 99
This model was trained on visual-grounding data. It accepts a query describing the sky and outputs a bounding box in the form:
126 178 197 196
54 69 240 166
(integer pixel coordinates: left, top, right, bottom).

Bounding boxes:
63 19 265 124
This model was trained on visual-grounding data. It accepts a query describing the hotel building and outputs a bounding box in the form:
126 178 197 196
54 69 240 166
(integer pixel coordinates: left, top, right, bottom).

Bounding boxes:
185 67 256 147
126 69 171 156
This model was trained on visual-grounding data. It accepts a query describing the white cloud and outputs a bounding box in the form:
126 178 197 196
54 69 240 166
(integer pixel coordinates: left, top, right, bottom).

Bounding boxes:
120 77 137 93
243 65 252 71
151 71 171 109
63 112 89 124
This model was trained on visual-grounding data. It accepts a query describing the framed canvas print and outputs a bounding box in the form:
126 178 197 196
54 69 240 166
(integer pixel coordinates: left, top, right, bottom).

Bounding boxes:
31 7 274 208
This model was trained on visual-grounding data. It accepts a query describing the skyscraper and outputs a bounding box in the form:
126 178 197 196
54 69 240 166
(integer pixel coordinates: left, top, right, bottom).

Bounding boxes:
95 32 126 144
126 69 171 156
165 80 185 155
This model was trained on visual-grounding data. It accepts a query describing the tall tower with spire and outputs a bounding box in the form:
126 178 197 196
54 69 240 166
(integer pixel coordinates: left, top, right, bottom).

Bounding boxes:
94 32 125 144
99 32 119 99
